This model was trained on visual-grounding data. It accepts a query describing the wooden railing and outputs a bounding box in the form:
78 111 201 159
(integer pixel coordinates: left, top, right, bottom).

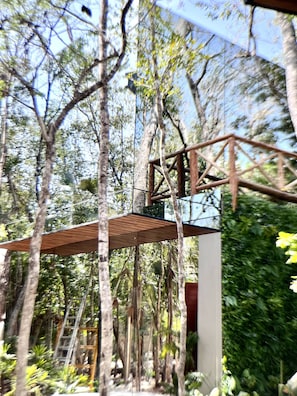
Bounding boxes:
148 134 297 209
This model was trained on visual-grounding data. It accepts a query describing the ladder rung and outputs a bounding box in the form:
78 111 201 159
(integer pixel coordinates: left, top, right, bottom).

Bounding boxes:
79 345 97 350
75 364 94 369
79 327 98 332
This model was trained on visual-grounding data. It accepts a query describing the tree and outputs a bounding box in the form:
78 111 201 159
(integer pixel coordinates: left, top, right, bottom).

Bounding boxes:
148 5 187 394
97 1 111 393
0 71 11 191
0 1 134 394
0 248 9 348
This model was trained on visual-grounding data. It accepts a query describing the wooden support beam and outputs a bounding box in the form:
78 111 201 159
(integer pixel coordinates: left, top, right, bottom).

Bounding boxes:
278 153 285 190
148 163 154 206
190 150 198 196
244 0 297 15
177 153 185 197
238 179 297 204
229 136 238 211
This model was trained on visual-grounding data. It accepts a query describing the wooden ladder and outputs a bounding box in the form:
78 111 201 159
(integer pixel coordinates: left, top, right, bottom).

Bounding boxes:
54 303 82 366
53 282 98 386
54 282 95 369
75 326 98 386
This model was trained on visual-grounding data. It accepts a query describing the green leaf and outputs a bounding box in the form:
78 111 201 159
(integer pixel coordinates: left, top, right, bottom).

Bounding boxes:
0 224 7 240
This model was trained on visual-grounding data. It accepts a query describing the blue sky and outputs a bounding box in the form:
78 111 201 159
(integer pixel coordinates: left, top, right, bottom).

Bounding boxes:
156 0 283 65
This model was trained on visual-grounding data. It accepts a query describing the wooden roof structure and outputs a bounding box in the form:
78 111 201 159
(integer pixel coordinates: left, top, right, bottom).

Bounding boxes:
244 0 297 15
0 213 217 256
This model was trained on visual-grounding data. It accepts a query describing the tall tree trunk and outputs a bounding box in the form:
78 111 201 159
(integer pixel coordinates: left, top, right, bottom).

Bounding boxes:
6 281 26 338
0 249 10 347
154 249 164 388
158 107 186 396
97 2 113 395
132 245 142 391
278 13 297 137
164 245 174 384
16 134 55 396
0 73 11 191
150 8 186 395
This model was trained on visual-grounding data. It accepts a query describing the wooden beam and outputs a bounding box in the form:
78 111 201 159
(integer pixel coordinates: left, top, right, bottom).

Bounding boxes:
244 0 297 15
238 178 297 204
148 163 154 206
229 136 238 211
190 150 198 196
177 153 185 197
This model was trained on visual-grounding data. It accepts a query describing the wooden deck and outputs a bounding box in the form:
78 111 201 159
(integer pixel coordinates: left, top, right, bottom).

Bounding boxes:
0 213 216 256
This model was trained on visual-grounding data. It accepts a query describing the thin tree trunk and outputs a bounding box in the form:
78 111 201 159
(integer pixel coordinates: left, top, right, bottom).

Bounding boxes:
150 8 186 394
159 120 186 396
0 249 10 348
278 13 297 137
154 251 163 388
16 135 55 396
158 145 186 395
0 73 11 191
133 102 158 212
152 315 160 387
6 282 26 338
124 306 133 383
132 245 141 391
97 2 113 395
164 246 174 384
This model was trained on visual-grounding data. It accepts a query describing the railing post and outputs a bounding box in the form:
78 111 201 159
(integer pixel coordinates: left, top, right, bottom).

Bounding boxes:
229 136 238 210
177 152 185 198
190 149 198 196
278 153 284 190
148 163 154 206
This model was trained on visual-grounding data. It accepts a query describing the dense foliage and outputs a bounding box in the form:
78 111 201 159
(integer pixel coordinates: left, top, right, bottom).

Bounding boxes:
222 193 297 395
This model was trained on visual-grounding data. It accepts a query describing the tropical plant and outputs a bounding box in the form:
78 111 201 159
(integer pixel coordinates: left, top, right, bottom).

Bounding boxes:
0 344 16 395
3 344 88 395
276 232 297 292
222 193 297 395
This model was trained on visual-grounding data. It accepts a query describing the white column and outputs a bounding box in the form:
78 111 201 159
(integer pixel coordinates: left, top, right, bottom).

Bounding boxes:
198 232 222 394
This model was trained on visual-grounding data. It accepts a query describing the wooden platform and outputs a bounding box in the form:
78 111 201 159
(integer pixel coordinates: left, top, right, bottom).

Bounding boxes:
0 213 217 256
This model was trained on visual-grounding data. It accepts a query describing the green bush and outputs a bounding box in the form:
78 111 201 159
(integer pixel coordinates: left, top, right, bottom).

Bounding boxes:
222 194 297 395
2 344 88 395
0 344 16 394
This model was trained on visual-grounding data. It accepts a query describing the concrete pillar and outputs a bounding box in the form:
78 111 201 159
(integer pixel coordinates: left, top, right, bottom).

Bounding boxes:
198 232 222 394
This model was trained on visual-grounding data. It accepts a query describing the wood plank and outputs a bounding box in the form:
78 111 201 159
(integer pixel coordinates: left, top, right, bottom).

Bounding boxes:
0 213 216 256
